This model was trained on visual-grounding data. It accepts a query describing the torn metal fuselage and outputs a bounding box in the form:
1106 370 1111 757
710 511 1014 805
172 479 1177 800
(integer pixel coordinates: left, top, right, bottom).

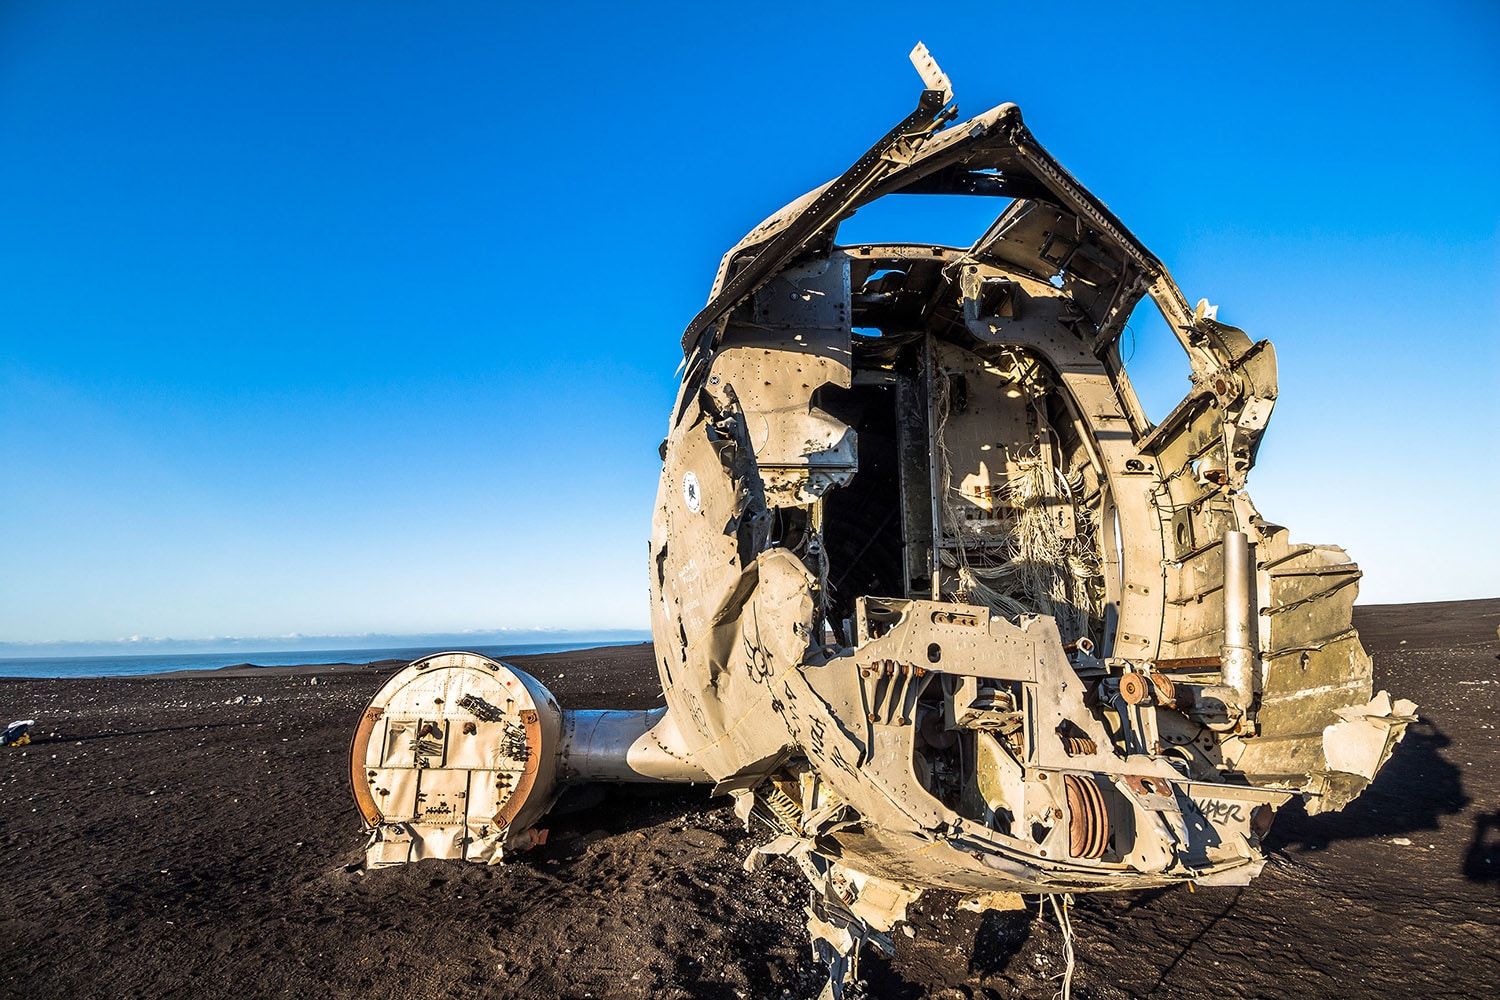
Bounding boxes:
349 50 1414 981
646 77 1416 907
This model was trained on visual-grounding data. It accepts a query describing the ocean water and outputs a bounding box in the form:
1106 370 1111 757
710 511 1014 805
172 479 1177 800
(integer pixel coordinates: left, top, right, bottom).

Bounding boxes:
0 641 645 680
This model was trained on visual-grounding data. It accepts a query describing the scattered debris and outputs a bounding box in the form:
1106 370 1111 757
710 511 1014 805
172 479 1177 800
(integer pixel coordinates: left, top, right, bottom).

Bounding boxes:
2 719 35 747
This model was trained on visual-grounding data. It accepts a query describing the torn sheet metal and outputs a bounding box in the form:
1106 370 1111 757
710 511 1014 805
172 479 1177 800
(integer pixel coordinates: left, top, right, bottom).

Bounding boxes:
1309 691 1418 813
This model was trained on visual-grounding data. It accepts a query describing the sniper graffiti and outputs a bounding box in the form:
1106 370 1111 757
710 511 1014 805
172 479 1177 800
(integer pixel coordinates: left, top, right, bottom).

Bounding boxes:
1194 798 1246 826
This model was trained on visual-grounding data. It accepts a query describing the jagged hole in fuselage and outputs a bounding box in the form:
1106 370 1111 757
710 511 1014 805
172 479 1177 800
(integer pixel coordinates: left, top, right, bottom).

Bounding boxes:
776 243 1116 827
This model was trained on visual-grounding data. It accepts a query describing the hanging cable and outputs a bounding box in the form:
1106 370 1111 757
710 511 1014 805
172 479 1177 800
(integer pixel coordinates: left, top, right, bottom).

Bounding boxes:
1048 892 1076 1000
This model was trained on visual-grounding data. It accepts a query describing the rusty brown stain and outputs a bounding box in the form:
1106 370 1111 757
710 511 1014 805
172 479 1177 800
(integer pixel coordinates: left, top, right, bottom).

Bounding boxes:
348 706 384 826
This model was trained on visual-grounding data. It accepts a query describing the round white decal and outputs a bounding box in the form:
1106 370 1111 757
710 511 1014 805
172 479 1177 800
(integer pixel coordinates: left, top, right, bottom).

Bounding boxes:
682 471 701 514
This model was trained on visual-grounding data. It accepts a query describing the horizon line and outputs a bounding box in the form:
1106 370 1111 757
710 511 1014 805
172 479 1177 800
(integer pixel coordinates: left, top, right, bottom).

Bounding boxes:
0 627 653 659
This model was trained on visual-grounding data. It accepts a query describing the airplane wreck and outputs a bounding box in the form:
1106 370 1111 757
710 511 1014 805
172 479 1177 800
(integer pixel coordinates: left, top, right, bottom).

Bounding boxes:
350 46 1414 995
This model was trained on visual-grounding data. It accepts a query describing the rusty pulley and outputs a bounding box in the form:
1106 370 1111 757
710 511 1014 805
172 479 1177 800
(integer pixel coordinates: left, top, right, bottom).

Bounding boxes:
1063 774 1110 860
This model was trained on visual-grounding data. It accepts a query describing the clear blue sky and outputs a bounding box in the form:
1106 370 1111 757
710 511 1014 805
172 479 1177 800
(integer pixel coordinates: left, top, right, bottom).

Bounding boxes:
2 1 1496 645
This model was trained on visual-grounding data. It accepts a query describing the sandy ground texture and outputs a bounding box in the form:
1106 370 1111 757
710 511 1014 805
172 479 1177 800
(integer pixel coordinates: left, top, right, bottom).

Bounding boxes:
0 600 1495 1000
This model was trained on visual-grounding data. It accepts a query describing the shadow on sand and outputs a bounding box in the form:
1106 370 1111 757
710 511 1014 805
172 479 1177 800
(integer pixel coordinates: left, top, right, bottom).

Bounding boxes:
1262 715 1469 855
1463 810 1500 888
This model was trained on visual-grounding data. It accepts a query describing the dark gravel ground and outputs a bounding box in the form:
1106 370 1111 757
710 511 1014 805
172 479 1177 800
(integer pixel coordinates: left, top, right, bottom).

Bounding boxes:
0 600 1494 1000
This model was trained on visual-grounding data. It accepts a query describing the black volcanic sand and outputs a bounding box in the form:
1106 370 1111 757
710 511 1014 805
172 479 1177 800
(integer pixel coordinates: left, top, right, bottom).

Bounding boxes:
0 602 1495 1000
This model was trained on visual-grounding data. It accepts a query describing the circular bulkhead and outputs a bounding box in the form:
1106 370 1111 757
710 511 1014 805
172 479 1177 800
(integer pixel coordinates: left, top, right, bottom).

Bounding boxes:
350 652 563 864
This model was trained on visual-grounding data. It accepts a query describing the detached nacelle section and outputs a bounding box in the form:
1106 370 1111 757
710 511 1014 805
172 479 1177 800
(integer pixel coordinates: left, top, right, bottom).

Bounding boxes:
350 652 706 868
350 653 561 866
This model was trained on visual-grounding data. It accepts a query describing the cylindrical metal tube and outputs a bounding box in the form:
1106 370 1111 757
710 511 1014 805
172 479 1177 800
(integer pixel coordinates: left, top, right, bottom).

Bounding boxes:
1219 529 1257 722
559 707 712 783
1223 530 1253 654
